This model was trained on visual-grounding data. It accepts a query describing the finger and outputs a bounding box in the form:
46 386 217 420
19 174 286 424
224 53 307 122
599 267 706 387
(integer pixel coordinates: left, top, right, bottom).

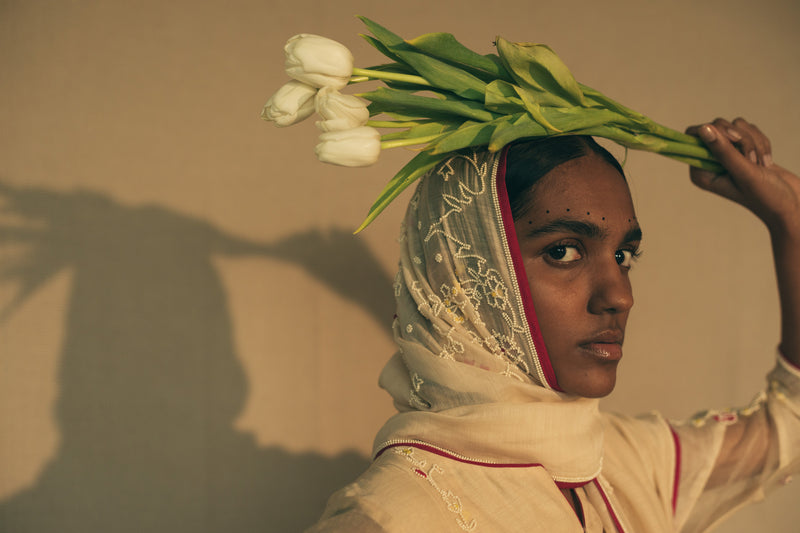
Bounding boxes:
687 118 745 145
733 118 773 166
710 117 743 143
696 123 757 180
710 117 759 161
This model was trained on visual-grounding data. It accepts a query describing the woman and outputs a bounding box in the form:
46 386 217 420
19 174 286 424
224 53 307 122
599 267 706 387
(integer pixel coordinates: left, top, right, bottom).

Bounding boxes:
306 118 800 532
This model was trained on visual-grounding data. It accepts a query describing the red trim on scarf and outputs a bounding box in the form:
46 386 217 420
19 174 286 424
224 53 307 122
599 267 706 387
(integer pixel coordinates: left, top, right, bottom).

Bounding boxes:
592 478 625 532
495 146 561 391
375 442 545 469
669 425 682 515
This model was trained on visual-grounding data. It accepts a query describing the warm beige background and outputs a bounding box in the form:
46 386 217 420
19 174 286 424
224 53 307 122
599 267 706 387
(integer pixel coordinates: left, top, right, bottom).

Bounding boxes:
0 1 798 531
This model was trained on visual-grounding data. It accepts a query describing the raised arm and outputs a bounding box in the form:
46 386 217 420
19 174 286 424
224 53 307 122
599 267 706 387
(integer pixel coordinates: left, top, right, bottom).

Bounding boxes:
688 118 800 363
683 118 800 488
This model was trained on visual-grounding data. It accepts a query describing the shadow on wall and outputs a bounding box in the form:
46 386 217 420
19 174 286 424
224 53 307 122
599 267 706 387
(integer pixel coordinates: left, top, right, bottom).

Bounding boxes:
0 180 395 532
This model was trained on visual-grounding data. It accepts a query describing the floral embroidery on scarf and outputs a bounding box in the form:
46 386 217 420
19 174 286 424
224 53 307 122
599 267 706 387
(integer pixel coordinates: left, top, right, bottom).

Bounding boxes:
393 270 404 298
394 447 477 531
414 153 530 376
409 373 431 409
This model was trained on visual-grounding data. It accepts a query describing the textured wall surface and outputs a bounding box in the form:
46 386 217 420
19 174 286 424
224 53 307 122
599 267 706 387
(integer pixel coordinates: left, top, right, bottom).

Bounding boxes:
1 1 798 531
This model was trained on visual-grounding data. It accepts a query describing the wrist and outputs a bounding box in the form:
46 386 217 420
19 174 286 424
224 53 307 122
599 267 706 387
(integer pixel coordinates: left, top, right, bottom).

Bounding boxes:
766 210 800 248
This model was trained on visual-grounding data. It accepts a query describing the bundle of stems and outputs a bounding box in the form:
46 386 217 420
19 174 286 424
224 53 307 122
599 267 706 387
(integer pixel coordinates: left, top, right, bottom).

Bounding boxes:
348 17 720 232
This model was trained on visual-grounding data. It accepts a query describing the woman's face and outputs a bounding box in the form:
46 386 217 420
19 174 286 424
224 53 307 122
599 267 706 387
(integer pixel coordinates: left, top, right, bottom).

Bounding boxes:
513 153 641 398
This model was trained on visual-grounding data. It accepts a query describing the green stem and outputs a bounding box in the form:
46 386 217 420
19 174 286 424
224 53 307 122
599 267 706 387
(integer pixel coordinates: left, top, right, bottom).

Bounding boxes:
644 121 703 146
582 126 712 160
381 134 443 150
367 120 429 128
352 68 431 87
579 125 723 172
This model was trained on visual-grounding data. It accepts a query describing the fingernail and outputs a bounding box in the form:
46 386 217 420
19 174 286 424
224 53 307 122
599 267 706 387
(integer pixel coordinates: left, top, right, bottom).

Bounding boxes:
726 128 742 141
698 124 717 142
748 150 757 163
764 153 774 167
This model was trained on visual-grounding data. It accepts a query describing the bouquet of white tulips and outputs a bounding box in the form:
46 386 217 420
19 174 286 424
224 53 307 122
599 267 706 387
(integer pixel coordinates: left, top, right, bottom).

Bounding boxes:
262 17 721 232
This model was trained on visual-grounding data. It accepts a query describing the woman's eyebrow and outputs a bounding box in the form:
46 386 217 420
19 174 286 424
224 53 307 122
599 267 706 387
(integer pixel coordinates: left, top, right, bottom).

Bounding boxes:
523 218 643 243
623 226 643 243
524 219 606 240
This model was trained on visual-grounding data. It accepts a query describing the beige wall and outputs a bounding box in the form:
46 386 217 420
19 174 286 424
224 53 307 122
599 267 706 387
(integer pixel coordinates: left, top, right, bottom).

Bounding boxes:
0 0 798 531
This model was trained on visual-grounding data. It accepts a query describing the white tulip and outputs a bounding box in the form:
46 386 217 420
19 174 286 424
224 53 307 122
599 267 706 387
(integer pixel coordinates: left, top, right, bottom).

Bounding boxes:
315 126 381 167
285 34 354 90
315 86 370 132
261 80 317 127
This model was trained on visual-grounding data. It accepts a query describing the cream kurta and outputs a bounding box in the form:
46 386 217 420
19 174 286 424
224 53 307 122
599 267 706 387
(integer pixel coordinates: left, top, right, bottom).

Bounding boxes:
306 145 800 532
309 357 800 532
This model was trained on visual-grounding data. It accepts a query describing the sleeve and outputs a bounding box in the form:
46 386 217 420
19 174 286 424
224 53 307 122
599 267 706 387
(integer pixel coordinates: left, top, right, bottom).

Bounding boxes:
672 352 800 533
303 483 388 533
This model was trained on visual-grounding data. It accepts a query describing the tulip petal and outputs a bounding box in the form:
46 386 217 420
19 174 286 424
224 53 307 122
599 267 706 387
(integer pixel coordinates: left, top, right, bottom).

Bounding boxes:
261 80 318 127
285 34 354 89
315 86 370 131
315 126 381 167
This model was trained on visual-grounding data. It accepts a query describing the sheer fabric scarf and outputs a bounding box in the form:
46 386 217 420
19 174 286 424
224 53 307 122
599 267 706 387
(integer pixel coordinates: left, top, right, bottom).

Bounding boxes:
375 147 604 484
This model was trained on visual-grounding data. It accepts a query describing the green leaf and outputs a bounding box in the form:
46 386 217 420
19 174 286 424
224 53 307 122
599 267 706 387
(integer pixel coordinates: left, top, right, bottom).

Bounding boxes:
359 16 488 102
495 37 586 106
361 87 498 122
427 118 507 154
380 121 455 141
538 106 624 133
488 113 549 151
512 86 560 132
406 32 514 83
360 34 404 65
355 151 445 233
362 62 417 76
579 83 648 122
376 110 436 122
484 80 526 114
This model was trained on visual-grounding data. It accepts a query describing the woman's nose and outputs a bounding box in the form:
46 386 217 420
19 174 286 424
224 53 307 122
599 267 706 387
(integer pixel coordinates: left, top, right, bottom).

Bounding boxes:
587 260 634 315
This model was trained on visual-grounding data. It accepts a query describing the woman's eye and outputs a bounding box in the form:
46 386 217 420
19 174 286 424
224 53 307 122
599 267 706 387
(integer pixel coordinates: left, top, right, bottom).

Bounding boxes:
546 245 582 263
615 249 634 267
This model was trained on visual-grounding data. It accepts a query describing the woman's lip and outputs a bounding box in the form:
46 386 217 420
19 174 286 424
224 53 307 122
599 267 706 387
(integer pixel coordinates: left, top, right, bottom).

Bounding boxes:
580 342 623 361
582 329 624 344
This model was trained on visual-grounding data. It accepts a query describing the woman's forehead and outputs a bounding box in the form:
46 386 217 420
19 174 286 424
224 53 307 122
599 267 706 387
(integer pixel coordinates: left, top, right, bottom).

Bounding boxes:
530 155 634 215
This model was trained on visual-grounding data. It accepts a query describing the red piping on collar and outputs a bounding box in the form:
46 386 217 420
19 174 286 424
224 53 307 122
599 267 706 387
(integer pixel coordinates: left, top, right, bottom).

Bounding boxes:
669 424 682 515
593 478 626 532
495 145 561 391
376 441 544 468
376 442 594 488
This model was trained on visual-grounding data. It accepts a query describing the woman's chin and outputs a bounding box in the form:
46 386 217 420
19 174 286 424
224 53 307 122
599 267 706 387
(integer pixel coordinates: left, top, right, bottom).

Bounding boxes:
558 366 618 398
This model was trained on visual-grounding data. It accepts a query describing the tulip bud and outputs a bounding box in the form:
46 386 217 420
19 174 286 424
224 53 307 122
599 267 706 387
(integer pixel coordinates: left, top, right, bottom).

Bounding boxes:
315 86 370 132
261 80 318 127
315 126 381 167
285 34 354 90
